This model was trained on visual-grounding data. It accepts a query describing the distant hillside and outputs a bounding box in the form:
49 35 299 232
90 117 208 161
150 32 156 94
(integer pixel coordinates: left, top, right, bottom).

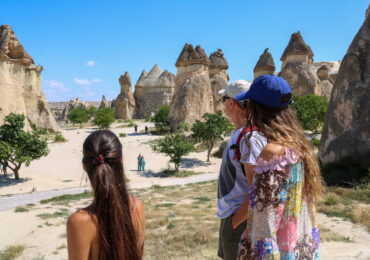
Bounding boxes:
49 101 111 110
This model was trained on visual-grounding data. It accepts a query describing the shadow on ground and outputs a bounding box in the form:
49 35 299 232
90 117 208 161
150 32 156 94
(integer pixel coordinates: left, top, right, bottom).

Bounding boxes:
0 174 31 188
180 158 211 168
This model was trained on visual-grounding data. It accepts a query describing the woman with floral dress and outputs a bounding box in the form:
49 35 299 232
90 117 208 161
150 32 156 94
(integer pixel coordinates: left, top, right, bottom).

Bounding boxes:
234 75 323 259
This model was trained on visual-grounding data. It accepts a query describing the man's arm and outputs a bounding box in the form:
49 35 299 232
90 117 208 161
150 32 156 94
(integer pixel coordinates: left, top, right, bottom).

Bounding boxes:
232 163 254 229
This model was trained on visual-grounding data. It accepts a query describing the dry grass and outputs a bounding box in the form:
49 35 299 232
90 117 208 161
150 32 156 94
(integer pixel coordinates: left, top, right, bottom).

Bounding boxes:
0 245 26 260
318 185 370 231
353 206 370 231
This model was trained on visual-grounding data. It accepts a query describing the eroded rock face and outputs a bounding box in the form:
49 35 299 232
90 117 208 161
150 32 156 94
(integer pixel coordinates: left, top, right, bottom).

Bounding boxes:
114 72 135 119
254 48 276 79
209 49 229 113
59 98 88 122
134 65 175 118
0 25 59 132
99 95 109 109
280 31 324 96
169 43 214 129
320 7 370 164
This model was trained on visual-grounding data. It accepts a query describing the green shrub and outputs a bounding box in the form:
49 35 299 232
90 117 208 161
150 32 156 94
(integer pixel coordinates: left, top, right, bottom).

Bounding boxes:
151 105 170 132
310 138 320 147
67 107 89 128
93 108 116 129
291 94 329 134
54 133 67 142
152 133 194 171
119 133 127 138
212 140 228 158
321 155 370 187
191 111 232 162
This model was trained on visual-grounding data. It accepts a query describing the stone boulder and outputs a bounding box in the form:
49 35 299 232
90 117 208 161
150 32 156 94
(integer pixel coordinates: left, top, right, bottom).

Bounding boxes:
320 6 370 164
134 65 175 118
209 49 229 113
0 25 59 132
59 98 88 122
254 48 276 79
113 72 135 119
99 95 109 109
169 43 214 129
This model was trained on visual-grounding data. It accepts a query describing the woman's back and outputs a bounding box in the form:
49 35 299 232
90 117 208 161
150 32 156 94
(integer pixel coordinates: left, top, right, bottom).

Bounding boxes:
67 195 145 260
238 144 320 259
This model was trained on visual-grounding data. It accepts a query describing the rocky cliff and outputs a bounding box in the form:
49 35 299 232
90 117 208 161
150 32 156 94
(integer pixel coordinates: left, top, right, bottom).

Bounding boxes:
134 65 175 118
320 6 370 164
0 25 59 132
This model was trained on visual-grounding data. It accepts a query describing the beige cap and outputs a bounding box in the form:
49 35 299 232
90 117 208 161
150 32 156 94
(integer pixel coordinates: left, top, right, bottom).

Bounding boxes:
218 80 251 99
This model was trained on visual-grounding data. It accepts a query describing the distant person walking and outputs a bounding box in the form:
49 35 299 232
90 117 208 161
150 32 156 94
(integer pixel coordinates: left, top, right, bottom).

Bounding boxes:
137 154 142 171
216 80 256 260
145 126 148 133
134 125 138 133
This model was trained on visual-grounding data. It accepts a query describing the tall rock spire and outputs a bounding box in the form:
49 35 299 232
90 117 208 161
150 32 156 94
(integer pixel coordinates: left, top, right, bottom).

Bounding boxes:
320 4 370 165
253 48 276 78
209 49 229 113
280 31 314 64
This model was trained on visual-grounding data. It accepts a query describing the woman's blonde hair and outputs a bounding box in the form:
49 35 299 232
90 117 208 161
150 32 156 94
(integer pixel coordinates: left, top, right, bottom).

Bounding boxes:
244 100 323 202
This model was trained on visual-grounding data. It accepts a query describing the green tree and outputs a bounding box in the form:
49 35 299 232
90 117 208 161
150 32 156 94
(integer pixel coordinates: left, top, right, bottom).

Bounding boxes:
0 113 49 179
86 106 97 119
93 108 116 129
291 94 329 134
151 105 170 132
191 111 233 162
152 133 194 172
67 107 89 128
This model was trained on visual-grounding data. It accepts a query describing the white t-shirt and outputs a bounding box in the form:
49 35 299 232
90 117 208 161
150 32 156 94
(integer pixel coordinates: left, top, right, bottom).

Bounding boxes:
217 129 267 218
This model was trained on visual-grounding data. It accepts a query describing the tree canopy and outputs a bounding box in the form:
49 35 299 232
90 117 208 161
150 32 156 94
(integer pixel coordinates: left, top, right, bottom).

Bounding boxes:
0 113 49 179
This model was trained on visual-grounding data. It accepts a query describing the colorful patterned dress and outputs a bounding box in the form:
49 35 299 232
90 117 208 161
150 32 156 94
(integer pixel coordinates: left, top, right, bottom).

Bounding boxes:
237 149 320 260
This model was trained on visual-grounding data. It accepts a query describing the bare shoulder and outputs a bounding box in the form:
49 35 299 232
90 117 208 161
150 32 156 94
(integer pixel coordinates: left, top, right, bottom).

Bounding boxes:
259 143 285 161
67 209 96 232
130 195 144 213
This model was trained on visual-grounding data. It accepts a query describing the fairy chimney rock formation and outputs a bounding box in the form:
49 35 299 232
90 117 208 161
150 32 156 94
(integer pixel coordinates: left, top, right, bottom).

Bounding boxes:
99 95 109 109
59 97 88 122
320 6 370 164
209 49 229 112
169 43 214 129
0 24 60 132
254 48 276 78
134 65 175 118
281 31 314 67
114 72 135 119
280 31 324 96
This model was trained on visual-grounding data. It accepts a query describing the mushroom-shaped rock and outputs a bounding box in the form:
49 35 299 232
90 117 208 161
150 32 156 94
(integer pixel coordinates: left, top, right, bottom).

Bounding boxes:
254 48 276 78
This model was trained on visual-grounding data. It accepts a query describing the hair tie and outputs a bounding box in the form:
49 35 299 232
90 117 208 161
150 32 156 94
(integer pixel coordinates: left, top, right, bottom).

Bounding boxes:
97 155 105 164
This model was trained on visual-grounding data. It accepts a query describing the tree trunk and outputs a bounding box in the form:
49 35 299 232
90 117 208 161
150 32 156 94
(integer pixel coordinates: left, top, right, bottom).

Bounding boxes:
207 142 214 162
14 168 20 180
174 163 179 172
14 164 21 180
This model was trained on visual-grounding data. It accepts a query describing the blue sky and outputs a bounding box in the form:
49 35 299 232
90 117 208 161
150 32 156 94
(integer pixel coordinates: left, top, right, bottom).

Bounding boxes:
1 0 368 102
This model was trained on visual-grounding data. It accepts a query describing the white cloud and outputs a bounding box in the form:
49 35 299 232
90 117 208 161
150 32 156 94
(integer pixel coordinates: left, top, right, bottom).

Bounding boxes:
86 61 95 66
44 80 69 91
74 78 102 85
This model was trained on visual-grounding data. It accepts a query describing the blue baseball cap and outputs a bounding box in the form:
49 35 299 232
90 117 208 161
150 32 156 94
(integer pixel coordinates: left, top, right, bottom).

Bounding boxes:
234 75 293 107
